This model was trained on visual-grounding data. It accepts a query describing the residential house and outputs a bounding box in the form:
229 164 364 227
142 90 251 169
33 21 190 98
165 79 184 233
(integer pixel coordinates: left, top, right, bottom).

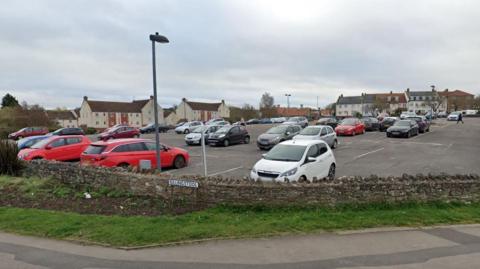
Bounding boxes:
373 91 407 113
164 108 179 126
336 93 376 117
176 98 230 122
438 89 475 113
405 88 440 114
46 110 78 128
78 96 163 130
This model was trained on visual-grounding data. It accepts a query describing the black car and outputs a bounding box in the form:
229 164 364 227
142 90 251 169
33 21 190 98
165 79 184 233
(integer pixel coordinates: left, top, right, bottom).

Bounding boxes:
140 123 170 134
208 125 250 147
246 119 260 125
259 118 273 124
50 127 85 136
379 117 397 132
316 117 338 129
361 117 380 131
386 120 419 138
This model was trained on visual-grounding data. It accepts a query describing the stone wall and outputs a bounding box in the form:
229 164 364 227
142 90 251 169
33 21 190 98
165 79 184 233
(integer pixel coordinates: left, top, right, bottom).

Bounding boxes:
23 161 480 207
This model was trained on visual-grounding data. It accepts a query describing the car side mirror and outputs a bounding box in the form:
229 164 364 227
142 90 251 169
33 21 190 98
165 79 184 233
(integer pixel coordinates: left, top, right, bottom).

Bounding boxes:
45 145 52 150
307 157 316 163
262 153 267 158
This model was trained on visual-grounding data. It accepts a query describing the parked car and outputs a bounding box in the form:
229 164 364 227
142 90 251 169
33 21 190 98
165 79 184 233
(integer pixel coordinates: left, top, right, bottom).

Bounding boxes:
17 135 50 150
140 123 170 134
205 118 225 125
386 120 419 138
407 116 430 133
259 118 273 124
50 127 85 136
316 117 338 129
104 124 128 133
256 124 301 150
18 135 91 161
283 116 308 128
210 120 230 126
184 125 221 145
175 121 203 134
379 117 398 132
335 118 365 136
437 111 447 118
8 127 49 140
294 125 338 149
250 140 336 183
98 126 140 141
271 117 287 123
246 119 260 125
81 138 189 169
400 112 416 119
208 125 250 147
361 117 380 131
447 111 462 121
233 121 246 126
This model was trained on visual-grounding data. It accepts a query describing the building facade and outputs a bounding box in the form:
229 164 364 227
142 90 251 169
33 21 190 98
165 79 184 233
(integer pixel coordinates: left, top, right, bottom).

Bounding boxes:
175 98 230 122
405 89 440 114
46 110 78 128
438 89 475 113
78 96 163 130
336 94 376 117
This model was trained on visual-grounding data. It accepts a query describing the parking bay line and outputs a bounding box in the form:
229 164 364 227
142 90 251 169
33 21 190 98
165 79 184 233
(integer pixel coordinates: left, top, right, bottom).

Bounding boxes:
209 166 244 177
351 147 385 161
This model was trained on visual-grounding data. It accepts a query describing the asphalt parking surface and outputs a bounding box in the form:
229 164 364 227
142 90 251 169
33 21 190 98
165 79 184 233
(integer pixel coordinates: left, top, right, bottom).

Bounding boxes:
100 118 480 179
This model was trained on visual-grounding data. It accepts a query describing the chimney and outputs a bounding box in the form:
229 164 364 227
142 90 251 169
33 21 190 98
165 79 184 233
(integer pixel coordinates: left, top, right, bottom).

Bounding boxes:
150 95 154 99
406 88 410 92
340 94 343 98
445 88 449 92
390 91 393 94
431 85 435 92
83 96 88 101
182 97 187 102
300 104 304 108
221 99 225 104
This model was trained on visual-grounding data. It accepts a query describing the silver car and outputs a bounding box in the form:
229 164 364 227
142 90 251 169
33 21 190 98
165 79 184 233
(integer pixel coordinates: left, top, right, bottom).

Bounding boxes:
293 125 338 149
256 124 302 150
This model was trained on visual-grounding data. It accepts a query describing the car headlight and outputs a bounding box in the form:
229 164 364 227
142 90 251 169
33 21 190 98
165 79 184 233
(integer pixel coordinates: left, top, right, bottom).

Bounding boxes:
272 136 281 143
22 152 30 158
218 134 225 138
280 167 297 177
252 167 257 173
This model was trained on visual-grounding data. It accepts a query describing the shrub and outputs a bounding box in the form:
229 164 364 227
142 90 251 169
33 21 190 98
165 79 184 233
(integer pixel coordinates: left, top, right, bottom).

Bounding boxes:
85 127 97 135
0 139 25 176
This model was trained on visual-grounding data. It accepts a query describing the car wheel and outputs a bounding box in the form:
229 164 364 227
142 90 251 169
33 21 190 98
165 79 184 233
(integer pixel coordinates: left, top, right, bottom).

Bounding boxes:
406 131 410 138
223 139 230 147
134 134 140 138
327 164 336 180
32 157 43 160
352 131 356 136
362 128 365 134
332 139 338 149
173 155 186 169
426 128 430 132
118 163 129 168
299 175 307 182
386 132 391 137
244 136 250 144
184 129 190 134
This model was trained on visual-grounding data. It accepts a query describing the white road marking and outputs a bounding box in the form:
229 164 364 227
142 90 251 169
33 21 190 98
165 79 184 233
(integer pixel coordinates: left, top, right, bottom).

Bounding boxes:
400 141 444 146
209 166 244 176
190 154 219 158
352 147 385 160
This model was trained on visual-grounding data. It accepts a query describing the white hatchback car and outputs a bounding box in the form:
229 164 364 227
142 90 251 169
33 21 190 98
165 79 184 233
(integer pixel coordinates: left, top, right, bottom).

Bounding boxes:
293 125 338 149
250 140 336 183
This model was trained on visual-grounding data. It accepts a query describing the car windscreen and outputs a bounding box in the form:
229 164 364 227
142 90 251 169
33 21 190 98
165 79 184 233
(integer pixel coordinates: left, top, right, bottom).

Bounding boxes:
299 127 321 135
84 145 107 154
30 137 53 149
394 121 411 127
264 144 307 162
266 126 288 134
192 126 207 133
407 117 422 122
340 118 356 125
383 118 396 123
216 126 231 134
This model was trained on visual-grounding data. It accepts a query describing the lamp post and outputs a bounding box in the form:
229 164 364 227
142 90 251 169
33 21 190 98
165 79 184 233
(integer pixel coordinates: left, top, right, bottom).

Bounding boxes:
149 32 169 171
285 93 291 111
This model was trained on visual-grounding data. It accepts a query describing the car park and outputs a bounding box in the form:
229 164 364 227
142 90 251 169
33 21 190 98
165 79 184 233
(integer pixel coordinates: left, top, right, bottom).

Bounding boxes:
140 123 170 134
98 126 140 141
174 121 203 134
81 138 189 169
379 117 398 132
271 117 287 123
17 135 50 150
185 125 221 145
256 124 301 150
50 127 85 136
283 116 308 128
250 140 336 183
294 125 338 149
316 117 338 129
208 125 250 147
361 117 380 131
8 127 49 140
447 111 461 121
386 120 419 138
335 118 365 136
246 119 260 125
18 135 91 161
407 116 430 133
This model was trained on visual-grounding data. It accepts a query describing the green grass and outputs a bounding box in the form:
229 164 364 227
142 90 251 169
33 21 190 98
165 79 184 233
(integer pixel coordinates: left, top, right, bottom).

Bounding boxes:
1 202 480 247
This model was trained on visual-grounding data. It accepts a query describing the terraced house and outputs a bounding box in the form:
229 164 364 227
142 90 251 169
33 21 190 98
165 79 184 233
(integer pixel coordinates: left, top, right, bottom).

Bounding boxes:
46 110 79 128
78 96 164 130
176 98 230 122
336 93 376 117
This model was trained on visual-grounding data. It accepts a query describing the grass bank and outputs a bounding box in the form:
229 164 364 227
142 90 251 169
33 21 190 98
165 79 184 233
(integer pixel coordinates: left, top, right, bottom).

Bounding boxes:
1 202 480 247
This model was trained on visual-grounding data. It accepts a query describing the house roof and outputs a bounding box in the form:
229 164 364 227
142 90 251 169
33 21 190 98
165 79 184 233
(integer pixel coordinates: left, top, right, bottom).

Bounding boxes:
163 108 176 118
86 99 150 113
46 110 77 120
186 101 222 111
406 91 438 97
438 90 474 97
337 94 376 105
373 93 407 103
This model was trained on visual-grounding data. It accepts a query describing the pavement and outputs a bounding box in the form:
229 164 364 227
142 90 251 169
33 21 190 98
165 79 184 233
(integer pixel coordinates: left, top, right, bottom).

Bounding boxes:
2 225 480 268
134 117 480 178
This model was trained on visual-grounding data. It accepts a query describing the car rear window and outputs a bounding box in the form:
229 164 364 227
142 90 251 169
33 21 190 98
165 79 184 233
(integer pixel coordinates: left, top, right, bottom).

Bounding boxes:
84 145 107 154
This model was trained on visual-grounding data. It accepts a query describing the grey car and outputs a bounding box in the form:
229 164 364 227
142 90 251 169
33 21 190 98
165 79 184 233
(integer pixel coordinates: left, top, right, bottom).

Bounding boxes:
256 124 302 150
293 125 338 149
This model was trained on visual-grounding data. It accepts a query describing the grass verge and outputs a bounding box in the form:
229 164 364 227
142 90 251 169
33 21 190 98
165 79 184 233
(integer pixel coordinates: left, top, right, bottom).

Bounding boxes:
1 202 480 247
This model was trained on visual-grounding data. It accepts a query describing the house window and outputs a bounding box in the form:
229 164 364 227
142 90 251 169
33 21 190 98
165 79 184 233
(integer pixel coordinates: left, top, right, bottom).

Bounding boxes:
413 97 416 101
104 121 106 125
103 113 106 116
96 113 99 116
96 121 99 125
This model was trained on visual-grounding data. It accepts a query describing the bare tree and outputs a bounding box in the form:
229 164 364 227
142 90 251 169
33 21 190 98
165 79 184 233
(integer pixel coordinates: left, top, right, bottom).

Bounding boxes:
422 94 446 113
259 92 277 118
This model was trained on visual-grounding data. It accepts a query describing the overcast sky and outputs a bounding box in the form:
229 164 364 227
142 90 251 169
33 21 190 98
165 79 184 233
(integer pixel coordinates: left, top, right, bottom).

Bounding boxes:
1 0 479 109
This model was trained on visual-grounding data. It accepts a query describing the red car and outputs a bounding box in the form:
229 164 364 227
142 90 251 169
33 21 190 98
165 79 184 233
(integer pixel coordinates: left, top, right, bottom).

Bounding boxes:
18 135 91 161
8 127 49 140
98 126 140 141
81 138 189 169
335 118 365 136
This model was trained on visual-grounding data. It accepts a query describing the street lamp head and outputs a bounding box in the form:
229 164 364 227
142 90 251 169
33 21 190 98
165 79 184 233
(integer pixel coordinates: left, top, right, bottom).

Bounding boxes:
150 32 169 43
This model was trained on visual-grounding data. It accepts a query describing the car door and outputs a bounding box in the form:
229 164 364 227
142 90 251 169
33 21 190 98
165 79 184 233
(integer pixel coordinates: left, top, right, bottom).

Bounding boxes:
285 126 294 139
45 138 68 160
62 137 84 160
302 144 321 180
229 126 241 144
144 142 173 168
319 127 331 146
356 119 364 133
315 143 333 178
